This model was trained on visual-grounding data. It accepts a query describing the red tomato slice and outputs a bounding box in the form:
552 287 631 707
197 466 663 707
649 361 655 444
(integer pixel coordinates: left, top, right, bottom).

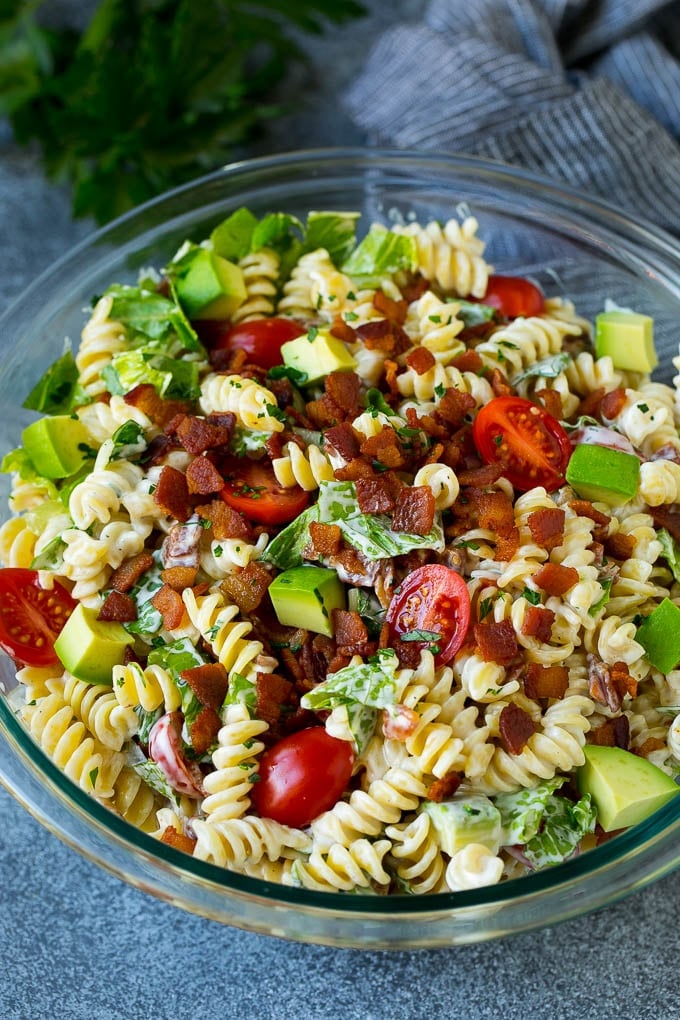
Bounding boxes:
479 275 544 318
251 727 354 828
473 396 572 492
0 569 76 667
386 565 471 666
220 457 309 526
196 318 305 370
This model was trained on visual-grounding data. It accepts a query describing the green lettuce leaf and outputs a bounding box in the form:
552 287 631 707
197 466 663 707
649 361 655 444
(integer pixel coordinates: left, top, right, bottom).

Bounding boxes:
148 637 209 741
304 211 359 266
658 528 680 583
223 671 257 715
22 347 79 414
123 556 164 639
105 284 202 352
135 705 164 745
523 793 596 869
31 535 66 572
589 576 613 617
211 207 259 261
104 348 200 401
301 648 399 712
109 420 147 461
512 351 571 386
261 503 320 569
495 778 565 845
131 757 183 807
342 224 417 283
450 299 497 329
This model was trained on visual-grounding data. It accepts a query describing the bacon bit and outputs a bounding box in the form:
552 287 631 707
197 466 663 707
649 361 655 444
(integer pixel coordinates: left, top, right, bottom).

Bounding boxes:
154 465 191 522
373 289 408 324
394 637 425 669
109 551 154 593
355 319 396 354
426 772 462 802
587 653 623 712
532 562 579 597
433 388 476 428
185 456 224 495
401 275 429 303
332 546 370 580
360 426 405 469
330 316 359 344
142 433 181 467
209 346 247 372
190 706 223 755
151 584 185 630
355 476 397 514
300 634 337 684
521 605 555 643
405 347 436 375
332 610 369 655
524 663 568 699
97 589 137 623
161 565 198 591
569 500 611 528
600 388 627 420
528 508 566 551
490 368 514 397
650 506 680 543
124 383 191 430
256 672 294 728
309 521 342 558
589 716 630 750
176 415 231 455
220 561 272 614
577 387 605 420
325 652 352 675
634 737 667 757
325 371 361 413
457 463 504 487
474 619 519 665
324 422 361 463
604 532 635 561
384 359 399 397
306 394 343 429
180 662 228 710
476 490 515 537
499 703 536 754
610 660 638 700
280 646 306 685
333 457 375 481
423 441 445 467
265 432 285 460
123 644 141 666
494 527 520 561
392 486 435 535
451 349 483 374
406 407 447 440
160 826 197 855
381 704 420 741
194 499 252 541
534 388 563 419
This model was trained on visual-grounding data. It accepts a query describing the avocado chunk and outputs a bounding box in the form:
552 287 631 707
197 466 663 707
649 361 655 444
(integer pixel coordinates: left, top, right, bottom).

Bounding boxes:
175 248 246 320
595 310 657 373
21 415 90 479
565 444 640 506
636 597 680 672
577 744 679 832
54 603 134 684
421 796 503 855
281 328 357 385
269 565 345 637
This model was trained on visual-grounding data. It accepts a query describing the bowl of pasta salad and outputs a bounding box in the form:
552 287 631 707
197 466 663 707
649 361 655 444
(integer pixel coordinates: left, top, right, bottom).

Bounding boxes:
1 149 680 948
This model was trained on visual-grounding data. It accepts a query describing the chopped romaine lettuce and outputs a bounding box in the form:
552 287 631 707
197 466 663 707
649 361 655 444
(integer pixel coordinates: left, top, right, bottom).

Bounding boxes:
223 671 257 715
347 587 385 638
109 420 147 461
131 757 183 807
0 448 58 500
513 351 571 386
495 778 565 845
341 224 417 284
449 299 497 328
317 479 357 521
589 576 612 617
211 207 259 262
261 503 320 570
31 535 66 572
658 528 680 583
229 426 271 456
523 793 596 869
303 211 360 266
135 704 164 745
103 348 200 401
148 637 208 742
301 648 399 712
123 556 164 639
105 283 202 353
22 347 79 414
210 208 358 271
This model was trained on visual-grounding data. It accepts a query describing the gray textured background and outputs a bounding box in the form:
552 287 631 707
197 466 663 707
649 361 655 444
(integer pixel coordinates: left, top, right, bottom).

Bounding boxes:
2 3 680 1018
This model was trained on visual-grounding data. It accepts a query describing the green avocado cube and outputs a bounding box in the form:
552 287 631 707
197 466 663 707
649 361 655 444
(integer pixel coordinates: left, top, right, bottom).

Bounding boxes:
577 745 679 832
54 603 134 684
565 444 640 506
281 328 357 385
421 796 503 855
175 248 246 320
595 310 657 373
269 565 345 637
636 597 680 672
22 415 90 479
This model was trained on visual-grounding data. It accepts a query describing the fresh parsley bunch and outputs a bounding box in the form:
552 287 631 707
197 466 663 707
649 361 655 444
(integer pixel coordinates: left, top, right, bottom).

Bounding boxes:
0 0 363 223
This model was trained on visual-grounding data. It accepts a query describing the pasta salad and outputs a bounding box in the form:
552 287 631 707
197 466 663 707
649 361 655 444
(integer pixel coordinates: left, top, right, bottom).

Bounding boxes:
1 207 680 895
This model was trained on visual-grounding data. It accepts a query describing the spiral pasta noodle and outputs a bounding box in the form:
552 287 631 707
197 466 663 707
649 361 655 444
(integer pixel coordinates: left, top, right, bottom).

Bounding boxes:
199 373 284 432
272 442 335 491
287 839 392 892
200 704 268 822
385 812 447 894
392 217 491 297
230 248 280 323
76 295 129 398
112 661 181 713
192 815 311 870
182 588 264 679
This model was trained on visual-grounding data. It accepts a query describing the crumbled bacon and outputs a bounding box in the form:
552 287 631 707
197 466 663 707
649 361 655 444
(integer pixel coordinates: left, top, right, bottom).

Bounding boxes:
534 388 563 419
392 486 435 535
300 634 337 684
181 662 229 710
309 521 342 558
476 490 515 537
650 506 680 543
151 584 185 630
604 532 635 561
154 465 191 522
360 426 405 469
524 663 568 700
587 653 623 712
521 605 555 643
528 508 566 551
589 716 630 749
256 672 294 728
306 394 343 429
97 589 137 623
532 562 578 596
569 500 611 528
333 457 376 481
456 463 504 487
610 660 638 700
600 388 627 420
189 706 223 756
634 737 667 757
373 289 408 324
474 619 519 664
332 610 369 656
494 528 520 561
160 826 197 855
185 456 224 495
356 318 410 355
324 422 361 463
195 499 252 541
176 415 231 455
433 388 476 428
220 561 272 614
384 359 399 397
499 703 536 754
142 433 181 467
405 347 436 375
401 275 429 303
330 317 359 344
450 350 483 374
577 386 605 420
426 772 462 802
381 704 420 741
161 520 203 570
161 565 198 591
109 551 154 593
325 371 361 414
124 383 191 430
394 637 425 669
489 368 514 397
355 476 397 515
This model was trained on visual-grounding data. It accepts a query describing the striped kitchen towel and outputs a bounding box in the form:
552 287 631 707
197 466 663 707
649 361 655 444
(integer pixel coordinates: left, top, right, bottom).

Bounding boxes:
345 0 680 233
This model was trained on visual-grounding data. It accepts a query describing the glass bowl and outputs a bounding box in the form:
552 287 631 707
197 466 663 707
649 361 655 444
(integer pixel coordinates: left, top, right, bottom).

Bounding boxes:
1 148 680 949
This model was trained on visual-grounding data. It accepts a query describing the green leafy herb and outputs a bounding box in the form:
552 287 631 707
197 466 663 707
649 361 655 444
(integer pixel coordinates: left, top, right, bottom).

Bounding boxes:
267 364 308 386
400 629 441 643
449 299 497 328
479 597 494 621
109 420 146 461
365 388 395 417
30 535 66 572
22 347 78 414
522 587 541 606
512 352 571 386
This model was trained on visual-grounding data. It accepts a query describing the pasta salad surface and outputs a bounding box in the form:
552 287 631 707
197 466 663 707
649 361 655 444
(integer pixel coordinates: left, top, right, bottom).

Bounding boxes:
2 207 679 895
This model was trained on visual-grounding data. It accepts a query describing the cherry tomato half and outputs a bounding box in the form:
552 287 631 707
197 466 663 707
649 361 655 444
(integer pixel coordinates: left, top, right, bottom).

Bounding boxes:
386 564 471 666
0 569 76 667
220 456 309 526
251 727 354 828
479 275 545 318
196 317 305 370
473 396 572 492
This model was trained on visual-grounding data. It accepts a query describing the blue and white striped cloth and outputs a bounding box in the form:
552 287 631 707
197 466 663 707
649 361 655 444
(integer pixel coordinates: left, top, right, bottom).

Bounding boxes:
345 0 680 233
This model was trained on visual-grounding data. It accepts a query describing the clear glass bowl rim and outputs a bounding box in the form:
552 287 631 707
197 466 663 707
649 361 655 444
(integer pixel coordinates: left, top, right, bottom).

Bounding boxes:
1 146 679 942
